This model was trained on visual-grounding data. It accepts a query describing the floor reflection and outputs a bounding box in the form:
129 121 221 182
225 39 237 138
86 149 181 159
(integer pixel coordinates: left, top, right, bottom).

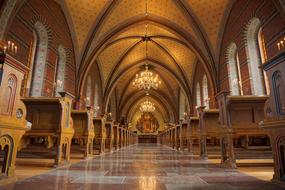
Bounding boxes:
139 176 157 190
0 144 283 190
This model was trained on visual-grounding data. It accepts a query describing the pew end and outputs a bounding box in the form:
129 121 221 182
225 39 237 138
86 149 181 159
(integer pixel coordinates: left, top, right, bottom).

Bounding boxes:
20 92 75 167
0 54 29 184
71 108 95 159
92 116 106 154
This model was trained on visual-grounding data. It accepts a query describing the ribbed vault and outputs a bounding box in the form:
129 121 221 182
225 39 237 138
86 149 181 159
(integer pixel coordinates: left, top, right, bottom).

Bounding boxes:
56 0 233 132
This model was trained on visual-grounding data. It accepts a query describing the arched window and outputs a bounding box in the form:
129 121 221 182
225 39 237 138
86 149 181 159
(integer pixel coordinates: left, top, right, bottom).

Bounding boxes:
55 45 66 96
202 75 209 108
245 17 268 95
179 90 187 119
258 29 270 94
93 83 100 116
227 42 242 95
93 83 99 107
86 76 92 106
30 21 48 97
196 82 201 107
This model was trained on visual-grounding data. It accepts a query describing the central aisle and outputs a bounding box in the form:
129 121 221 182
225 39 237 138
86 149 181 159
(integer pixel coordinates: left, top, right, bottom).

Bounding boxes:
1 144 283 190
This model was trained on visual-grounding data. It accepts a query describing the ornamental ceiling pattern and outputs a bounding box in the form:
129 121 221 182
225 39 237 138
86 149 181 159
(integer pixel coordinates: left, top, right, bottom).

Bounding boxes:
61 0 229 53
153 38 197 87
97 38 140 87
58 0 231 120
63 0 108 50
185 0 229 49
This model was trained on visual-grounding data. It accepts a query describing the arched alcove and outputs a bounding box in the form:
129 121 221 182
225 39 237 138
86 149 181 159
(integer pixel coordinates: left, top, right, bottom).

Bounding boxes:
55 45 67 96
30 21 48 97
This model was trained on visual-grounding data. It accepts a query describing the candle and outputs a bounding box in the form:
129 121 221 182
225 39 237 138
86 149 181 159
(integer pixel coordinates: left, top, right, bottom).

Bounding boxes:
7 41 11 49
281 40 284 48
4 46 7 53
11 42 14 52
278 43 280 50
14 46 17 54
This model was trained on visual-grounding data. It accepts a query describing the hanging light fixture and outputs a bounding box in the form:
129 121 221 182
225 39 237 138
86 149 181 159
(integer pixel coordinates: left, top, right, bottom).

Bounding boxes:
140 99 155 113
132 65 161 91
132 0 161 93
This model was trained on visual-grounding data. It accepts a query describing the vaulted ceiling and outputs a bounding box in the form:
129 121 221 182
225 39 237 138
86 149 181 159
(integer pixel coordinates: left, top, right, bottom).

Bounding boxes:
57 0 233 129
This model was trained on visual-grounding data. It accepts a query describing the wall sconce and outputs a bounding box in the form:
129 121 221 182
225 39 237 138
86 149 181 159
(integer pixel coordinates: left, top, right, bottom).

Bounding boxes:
94 106 100 117
183 112 190 121
0 52 5 86
94 106 100 112
85 97 90 106
54 79 63 89
277 37 285 51
2 40 18 54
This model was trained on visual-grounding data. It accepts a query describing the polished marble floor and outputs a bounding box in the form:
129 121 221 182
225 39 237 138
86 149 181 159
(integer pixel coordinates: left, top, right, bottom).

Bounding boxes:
1 144 284 190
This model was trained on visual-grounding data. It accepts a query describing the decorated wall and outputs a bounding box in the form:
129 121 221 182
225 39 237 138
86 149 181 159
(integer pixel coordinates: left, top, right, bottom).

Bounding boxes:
2 0 76 97
218 0 285 94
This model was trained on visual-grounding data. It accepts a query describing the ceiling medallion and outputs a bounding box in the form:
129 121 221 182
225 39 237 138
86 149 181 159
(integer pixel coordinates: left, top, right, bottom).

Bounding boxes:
140 100 155 113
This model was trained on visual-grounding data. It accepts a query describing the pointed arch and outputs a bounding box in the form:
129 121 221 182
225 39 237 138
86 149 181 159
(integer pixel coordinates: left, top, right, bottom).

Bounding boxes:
196 82 201 107
202 75 209 108
245 17 266 95
227 42 241 95
30 21 48 97
86 75 92 106
94 82 99 108
55 45 67 96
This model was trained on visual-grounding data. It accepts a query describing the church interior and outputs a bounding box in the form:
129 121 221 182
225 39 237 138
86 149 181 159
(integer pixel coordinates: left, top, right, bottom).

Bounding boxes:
0 0 285 189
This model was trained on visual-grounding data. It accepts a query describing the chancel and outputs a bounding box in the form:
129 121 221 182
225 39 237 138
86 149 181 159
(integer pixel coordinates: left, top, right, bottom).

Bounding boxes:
0 0 285 189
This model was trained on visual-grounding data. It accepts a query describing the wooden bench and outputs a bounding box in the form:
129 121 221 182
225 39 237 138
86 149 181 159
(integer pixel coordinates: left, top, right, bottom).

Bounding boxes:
105 120 114 152
0 53 29 182
122 128 127 147
197 107 220 159
260 50 285 184
216 92 269 168
171 126 176 149
113 123 119 150
175 124 181 150
180 122 188 151
92 116 106 154
118 126 123 148
21 92 74 166
71 107 95 158
188 116 199 154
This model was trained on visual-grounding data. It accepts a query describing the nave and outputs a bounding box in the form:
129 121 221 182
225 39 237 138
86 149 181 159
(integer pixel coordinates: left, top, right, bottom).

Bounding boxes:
0 144 283 190
0 0 285 189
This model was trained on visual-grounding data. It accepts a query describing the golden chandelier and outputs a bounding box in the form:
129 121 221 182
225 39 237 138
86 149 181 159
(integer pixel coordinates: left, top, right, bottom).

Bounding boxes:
132 65 161 91
140 100 155 113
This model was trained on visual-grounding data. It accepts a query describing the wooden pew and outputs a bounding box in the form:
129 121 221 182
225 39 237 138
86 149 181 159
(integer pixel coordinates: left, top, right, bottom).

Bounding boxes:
71 107 95 158
260 50 285 184
105 120 114 152
216 92 269 168
113 123 119 150
171 126 176 149
175 124 180 150
197 106 220 159
92 116 106 154
21 92 74 166
118 126 123 148
0 53 29 182
188 116 199 154
123 127 127 147
180 122 188 151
